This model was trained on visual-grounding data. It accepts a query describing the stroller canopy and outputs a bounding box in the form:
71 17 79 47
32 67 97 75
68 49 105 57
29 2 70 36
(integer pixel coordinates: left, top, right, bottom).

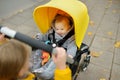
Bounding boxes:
33 0 89 48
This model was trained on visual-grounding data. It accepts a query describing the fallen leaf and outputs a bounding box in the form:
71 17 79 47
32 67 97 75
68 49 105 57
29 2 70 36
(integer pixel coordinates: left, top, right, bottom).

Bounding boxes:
88 32 92 36
19 9 24 13
109 0 112 3
89 21 95 26
100 78 106 80
91 51 101 57
107 32 113 36
114 41 120 48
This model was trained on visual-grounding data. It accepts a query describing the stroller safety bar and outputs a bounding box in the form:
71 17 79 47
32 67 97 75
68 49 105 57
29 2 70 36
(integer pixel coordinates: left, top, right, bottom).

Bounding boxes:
0 26 74 64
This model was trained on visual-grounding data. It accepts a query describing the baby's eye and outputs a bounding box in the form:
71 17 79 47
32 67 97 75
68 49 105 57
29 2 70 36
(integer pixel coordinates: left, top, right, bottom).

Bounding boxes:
61 28 64 30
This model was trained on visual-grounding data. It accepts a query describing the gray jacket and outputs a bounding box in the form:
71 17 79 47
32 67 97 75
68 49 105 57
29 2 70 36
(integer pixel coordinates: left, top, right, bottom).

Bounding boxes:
31 28 77 79
37 28 77 57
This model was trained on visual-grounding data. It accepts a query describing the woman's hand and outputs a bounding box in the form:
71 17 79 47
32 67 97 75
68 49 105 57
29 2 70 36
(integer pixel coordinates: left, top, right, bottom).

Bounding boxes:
52 47 67 70
0 34 5 41
0 33 7 45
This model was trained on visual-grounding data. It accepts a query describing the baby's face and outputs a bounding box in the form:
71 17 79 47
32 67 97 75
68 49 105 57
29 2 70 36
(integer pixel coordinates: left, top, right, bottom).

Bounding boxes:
54 20 71 36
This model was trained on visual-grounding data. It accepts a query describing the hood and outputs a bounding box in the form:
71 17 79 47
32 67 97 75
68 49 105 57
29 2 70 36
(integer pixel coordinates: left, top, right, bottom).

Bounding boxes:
33 0 89 48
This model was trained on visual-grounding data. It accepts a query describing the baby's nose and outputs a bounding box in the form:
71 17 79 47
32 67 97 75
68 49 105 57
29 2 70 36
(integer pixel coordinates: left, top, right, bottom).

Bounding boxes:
56 31 62 35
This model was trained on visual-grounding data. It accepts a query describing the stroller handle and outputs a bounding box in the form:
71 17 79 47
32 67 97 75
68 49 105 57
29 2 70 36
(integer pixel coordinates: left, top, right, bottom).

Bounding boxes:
0 26 74 64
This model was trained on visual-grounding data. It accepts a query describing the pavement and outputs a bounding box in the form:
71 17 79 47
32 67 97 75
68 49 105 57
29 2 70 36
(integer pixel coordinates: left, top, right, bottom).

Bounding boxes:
0 0 120 80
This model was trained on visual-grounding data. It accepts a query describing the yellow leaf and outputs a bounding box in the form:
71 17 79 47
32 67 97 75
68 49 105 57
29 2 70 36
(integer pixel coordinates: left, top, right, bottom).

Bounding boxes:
91 51 101 57
89 21 95 26
100 78 106 80
19 9 24 13
107 32 113 36
114 41 120 48
88 32 92 36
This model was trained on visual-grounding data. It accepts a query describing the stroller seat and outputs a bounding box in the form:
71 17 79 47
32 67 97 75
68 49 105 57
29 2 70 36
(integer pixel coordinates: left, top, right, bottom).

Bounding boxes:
32 27 91 80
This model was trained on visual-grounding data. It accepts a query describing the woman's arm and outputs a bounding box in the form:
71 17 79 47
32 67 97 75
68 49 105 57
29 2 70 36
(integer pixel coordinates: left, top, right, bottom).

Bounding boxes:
52 47 72 80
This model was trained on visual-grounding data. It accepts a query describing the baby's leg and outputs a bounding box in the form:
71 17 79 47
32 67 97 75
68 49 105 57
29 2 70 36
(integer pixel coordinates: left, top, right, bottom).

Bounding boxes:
68 54 73 58
29 49 42 71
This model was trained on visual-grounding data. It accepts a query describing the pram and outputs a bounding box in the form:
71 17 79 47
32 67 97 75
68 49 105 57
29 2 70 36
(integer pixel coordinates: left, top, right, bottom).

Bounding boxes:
0 0 90 80
32 0 91 80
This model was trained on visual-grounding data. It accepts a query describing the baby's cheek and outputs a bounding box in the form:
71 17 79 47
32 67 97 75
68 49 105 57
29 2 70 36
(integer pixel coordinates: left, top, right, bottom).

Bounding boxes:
63 30 67 34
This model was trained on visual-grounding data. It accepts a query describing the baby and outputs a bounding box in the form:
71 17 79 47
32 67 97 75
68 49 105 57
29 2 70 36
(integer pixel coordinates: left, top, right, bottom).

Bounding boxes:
31 14 77 79
51 14 77 58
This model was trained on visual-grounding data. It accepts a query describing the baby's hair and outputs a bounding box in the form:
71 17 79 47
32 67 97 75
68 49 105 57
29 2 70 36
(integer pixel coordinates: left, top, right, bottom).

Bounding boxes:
0 39 31 80
52 14 74 27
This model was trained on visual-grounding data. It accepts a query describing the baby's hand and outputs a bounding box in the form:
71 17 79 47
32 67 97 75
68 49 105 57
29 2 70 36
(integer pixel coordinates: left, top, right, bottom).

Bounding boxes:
68 55 73 58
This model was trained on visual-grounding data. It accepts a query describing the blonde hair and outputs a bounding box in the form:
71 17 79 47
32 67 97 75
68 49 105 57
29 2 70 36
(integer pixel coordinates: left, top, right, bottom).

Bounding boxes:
0 39 31 80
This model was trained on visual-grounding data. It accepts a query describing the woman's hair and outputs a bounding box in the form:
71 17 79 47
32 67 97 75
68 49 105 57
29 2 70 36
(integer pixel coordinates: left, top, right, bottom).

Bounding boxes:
52 14 74 28
0 39 31 80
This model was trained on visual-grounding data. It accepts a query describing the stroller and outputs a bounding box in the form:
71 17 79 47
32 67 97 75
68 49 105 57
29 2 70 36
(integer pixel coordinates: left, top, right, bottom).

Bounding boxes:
32 0 91 80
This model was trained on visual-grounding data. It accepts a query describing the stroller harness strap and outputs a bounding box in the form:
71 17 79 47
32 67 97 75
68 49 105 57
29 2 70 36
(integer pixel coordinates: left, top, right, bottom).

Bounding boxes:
48 28 74 47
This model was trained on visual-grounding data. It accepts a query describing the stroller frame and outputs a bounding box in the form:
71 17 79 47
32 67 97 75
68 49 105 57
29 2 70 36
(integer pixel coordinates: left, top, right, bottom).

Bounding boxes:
70 43 91 80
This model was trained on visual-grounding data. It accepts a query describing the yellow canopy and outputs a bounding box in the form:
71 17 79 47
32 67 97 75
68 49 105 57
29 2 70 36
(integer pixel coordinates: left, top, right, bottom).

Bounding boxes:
33 0 89 48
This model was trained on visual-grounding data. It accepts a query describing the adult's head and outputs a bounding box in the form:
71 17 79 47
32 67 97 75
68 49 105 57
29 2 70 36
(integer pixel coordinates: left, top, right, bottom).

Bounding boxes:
0 39 31 80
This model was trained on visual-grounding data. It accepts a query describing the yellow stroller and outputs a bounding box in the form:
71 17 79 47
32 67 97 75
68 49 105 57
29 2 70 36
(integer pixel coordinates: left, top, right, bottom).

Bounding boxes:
33 0 90 80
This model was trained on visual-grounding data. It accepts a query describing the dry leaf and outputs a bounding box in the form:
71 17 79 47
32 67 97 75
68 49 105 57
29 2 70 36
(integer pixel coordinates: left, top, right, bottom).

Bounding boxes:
114 41 120 48
19 9 24 13
91 51 101 57
88 32 92 36
100 78 106 80
107 32 113 36
89 21 95 26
